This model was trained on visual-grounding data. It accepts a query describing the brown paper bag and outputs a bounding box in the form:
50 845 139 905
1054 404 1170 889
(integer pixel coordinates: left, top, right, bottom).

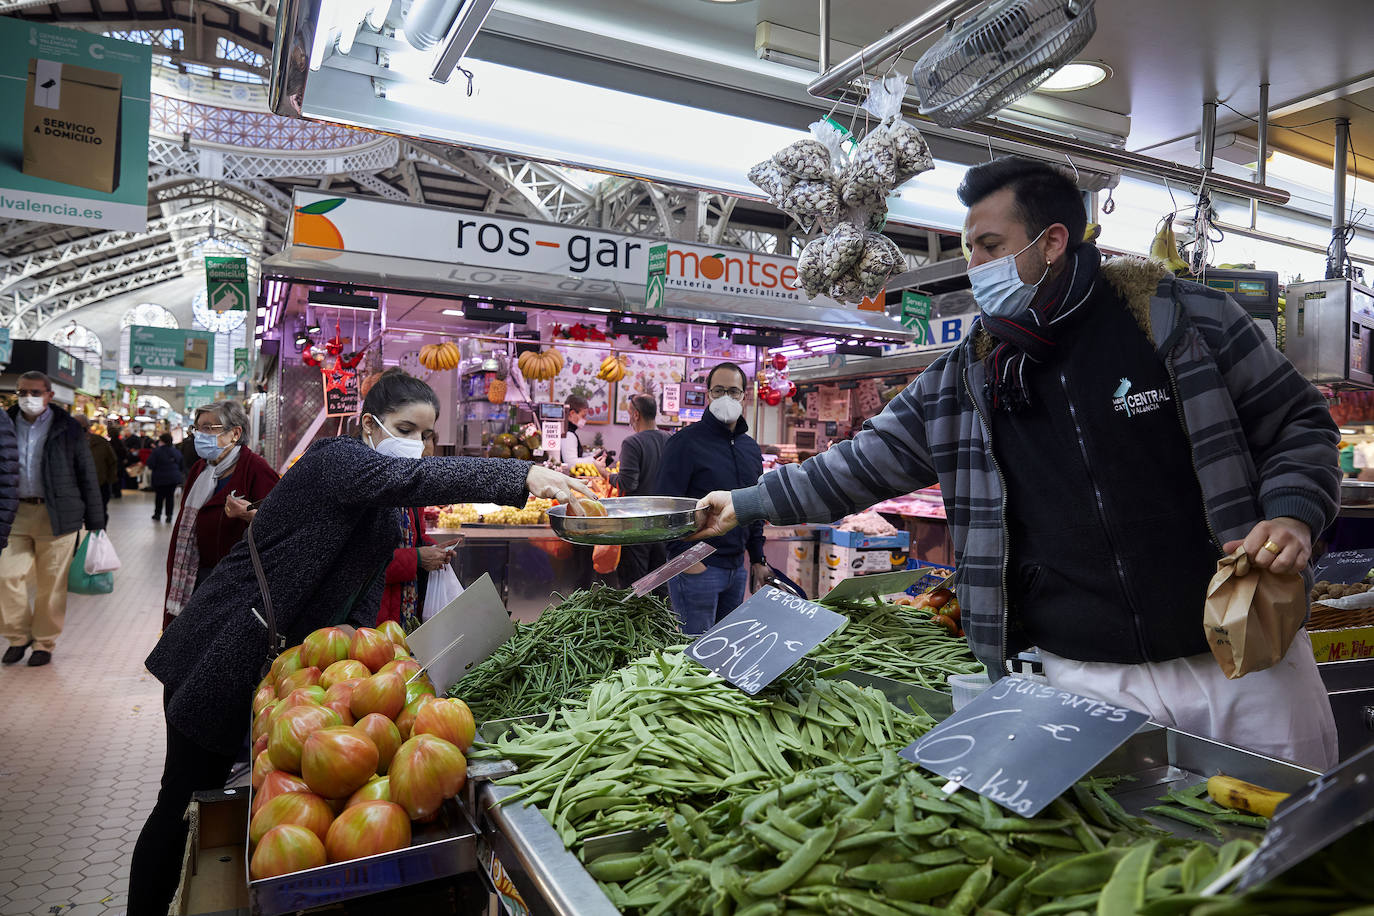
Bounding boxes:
22 59 123 193
1203 546 1307 679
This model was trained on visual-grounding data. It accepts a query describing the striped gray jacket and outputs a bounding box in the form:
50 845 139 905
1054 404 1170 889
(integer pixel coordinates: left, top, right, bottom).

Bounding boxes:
733 257 1340 676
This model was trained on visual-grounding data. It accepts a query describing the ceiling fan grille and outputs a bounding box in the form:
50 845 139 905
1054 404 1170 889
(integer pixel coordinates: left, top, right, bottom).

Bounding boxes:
912 0 1098 128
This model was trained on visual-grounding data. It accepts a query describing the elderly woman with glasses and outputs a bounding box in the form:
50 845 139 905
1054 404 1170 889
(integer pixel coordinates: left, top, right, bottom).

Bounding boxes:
162 400 279 629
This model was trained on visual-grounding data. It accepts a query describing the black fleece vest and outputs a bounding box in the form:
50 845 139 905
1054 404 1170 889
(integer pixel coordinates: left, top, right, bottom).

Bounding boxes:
993 280 1221 664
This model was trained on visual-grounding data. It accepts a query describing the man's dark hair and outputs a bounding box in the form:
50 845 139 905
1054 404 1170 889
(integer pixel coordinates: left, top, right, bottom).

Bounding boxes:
629 394 657 421
18 370 51 392
566 394 589 413
957 157 1086 251
159 433 173 445
706 362 747 393
360 367 441 420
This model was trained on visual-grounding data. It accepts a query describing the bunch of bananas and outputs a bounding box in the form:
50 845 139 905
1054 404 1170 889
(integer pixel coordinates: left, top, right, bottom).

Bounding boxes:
1149 217 1191 275
518 347 563 381
419 340 461 371
596 354 629 382
570 462 600 477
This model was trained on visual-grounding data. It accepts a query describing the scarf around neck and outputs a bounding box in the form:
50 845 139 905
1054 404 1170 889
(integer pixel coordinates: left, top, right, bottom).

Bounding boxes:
979 243 1101 411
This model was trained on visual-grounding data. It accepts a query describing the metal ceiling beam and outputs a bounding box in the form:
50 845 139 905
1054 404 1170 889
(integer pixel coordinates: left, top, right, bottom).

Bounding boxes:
5 261 188 338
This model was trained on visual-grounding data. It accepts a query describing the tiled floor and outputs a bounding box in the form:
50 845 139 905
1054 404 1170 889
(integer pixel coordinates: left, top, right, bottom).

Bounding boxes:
1 492 171 916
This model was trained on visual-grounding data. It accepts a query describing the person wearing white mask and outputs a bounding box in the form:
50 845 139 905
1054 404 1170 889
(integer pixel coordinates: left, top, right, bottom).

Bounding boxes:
690 157 1341 772
163 400 279 629
1 371 105 667
131 368 595 916
652 362 768 633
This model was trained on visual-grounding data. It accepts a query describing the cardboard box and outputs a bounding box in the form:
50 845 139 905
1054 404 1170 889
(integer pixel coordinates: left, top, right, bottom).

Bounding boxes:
822 529 911 550
1309 626 1374 663
183 335 210 371
172 789 250 916
821 544 909 576
22 58 122 193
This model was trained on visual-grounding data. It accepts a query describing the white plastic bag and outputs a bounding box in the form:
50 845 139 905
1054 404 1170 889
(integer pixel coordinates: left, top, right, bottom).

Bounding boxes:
84 530 121 575
421 564 464 622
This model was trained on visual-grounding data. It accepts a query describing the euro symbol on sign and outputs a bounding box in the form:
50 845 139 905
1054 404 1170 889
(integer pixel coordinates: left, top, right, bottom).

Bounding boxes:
1038 723 1080 742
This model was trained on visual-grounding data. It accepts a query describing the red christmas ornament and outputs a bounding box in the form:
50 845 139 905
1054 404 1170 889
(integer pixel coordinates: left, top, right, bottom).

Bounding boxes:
771 353 789 371
784 380 797 398
764 389 783 406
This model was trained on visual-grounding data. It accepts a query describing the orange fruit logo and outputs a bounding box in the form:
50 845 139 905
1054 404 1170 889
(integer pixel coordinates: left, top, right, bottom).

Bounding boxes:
293 198 345 250
698 253 725 280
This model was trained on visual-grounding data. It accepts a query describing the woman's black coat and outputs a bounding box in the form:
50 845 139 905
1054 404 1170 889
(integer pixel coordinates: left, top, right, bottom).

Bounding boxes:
146 436 530 756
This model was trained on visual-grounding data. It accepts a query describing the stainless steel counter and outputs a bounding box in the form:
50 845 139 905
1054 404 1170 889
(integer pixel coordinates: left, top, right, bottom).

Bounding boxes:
430 526 594 622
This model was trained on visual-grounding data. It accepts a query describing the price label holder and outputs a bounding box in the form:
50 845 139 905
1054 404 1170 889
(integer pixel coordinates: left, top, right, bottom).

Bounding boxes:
899 676 1149 817
631 542 716 597
1312 547 1374 584
687 585 845 695
1233 742 1374 893
821 568 933 604
406 573 513 694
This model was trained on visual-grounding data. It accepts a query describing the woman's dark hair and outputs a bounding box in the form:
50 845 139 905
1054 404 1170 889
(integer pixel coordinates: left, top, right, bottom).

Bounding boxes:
566 394 589 413
159 433 173 445
630 394 657 421
956 157 1087 251
361 368 441 420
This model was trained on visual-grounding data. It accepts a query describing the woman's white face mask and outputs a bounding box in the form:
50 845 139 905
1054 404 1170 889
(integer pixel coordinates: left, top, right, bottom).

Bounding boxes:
367 414 425 460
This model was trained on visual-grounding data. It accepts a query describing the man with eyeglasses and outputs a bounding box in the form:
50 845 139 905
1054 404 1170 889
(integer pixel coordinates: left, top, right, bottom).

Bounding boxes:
653 362 769 633
2 371 106 667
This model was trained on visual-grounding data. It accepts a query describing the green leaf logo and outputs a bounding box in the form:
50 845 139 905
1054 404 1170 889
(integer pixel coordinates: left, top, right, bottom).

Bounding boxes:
297 198 345 215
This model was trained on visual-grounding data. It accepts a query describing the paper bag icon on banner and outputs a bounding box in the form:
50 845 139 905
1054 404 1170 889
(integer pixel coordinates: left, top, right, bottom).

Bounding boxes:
1203 546 1307 679
183 337 209 372
22 59 123 193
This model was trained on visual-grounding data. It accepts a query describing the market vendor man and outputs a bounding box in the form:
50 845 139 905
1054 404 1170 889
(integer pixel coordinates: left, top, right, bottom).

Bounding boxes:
692 157 1340 771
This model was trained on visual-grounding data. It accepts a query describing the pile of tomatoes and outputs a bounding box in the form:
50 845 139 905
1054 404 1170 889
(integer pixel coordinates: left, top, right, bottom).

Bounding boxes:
894 586 963 638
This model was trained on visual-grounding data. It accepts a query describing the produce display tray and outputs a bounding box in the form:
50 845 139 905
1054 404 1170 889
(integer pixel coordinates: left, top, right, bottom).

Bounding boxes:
246 797 480 916
473 704 1322 916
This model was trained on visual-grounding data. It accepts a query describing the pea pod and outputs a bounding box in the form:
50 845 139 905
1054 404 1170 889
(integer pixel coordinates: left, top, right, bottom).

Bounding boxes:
1026 848 1128 896
878 863 978 901
744 822 838 896
1096 840 1155 916
948 860 995 915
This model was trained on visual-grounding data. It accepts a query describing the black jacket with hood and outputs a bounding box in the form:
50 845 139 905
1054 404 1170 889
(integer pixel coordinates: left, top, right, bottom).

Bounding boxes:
7 404 105 536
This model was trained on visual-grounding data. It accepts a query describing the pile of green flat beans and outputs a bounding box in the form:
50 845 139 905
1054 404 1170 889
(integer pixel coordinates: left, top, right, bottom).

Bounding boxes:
588 754 1253 916
810 599 984 690
472 652 934 849
450 585 682 721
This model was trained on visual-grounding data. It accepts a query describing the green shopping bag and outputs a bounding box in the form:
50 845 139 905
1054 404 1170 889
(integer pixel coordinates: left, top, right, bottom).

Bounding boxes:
68 533 114 595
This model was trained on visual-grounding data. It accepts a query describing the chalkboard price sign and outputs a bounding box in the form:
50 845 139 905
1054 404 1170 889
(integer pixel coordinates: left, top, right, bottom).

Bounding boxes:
687 586 845 695
1312 548 1374 584
1236 742 1374 892
899 676 1149 817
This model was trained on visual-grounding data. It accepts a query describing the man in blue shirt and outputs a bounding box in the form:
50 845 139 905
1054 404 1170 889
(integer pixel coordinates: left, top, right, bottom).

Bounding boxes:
2 371 105 667
654 362 768 633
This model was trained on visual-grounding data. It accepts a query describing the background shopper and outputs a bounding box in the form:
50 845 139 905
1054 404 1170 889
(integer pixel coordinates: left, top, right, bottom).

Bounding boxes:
654 362 768 633
163 401 279 628
76 414 118 514
130 369 595 916
1 371 106 667
147 433 185 523
559 394 590 468
108 428 127 500
608 394 671 587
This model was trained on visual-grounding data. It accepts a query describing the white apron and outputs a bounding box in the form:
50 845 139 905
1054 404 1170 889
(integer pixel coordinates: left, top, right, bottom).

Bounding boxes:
1038 629 1338 772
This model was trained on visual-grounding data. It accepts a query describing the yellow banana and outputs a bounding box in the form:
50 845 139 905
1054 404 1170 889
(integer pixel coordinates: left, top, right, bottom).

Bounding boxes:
1207 774 1289 818
1149 219 1191 275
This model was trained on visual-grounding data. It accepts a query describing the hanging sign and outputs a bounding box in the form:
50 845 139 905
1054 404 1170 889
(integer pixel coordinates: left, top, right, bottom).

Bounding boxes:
322 365 360 417
0 19 151 231
129 326 216 379
661 382 681 414
0 327 11 366
234 347 251 382
687 586 845 695
901 291 933 339
205 256 249 312
645 242 667 312
899 677 1148 817
99 368 117 391
184 384 220 410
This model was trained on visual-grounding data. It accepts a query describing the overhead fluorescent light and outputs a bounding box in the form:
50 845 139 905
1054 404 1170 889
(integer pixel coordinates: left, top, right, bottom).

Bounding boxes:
610 318 669 339
423 0 499 83
587 307 613 313
732 332 785 348
441 309 463 317
308 290 380 311
463 302 528 324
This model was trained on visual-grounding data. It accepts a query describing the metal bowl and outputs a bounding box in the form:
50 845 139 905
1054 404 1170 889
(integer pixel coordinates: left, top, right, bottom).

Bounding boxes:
1342 479 1374 507
547 496 706 545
